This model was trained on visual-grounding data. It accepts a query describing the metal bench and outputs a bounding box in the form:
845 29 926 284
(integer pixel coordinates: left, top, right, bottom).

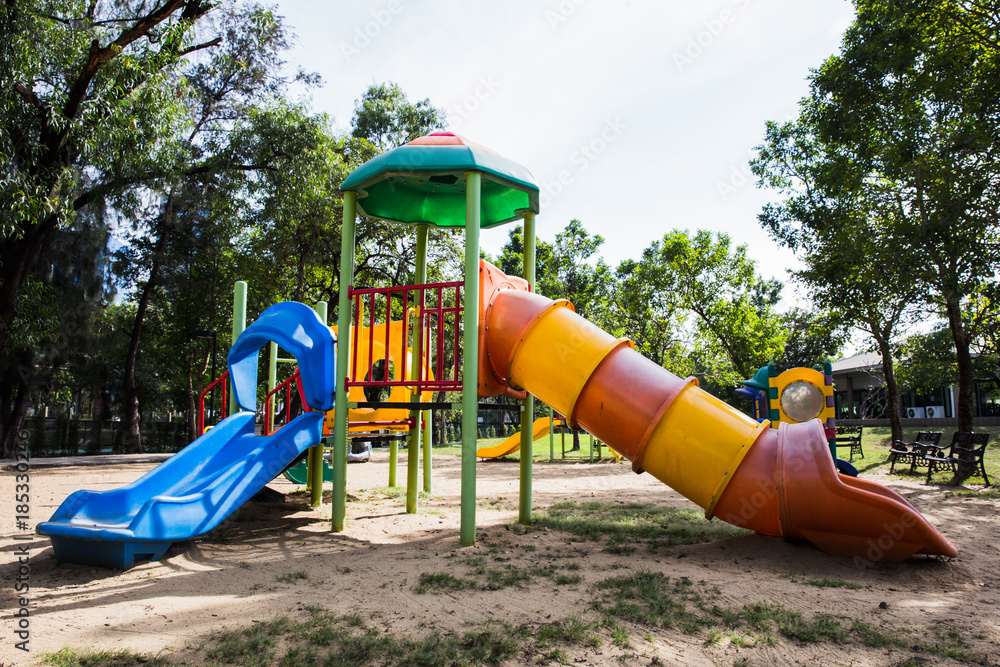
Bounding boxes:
924 432 991 486
834 425 864 461
888 431 942 473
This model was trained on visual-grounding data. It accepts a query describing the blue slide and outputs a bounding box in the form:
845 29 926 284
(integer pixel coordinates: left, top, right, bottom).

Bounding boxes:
37 302 336 569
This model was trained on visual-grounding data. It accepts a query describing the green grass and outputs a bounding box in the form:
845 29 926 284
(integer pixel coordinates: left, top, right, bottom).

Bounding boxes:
533 500 752 551
43 606 610 667
274 570 308 583
848 426 998 486
41 648 173 666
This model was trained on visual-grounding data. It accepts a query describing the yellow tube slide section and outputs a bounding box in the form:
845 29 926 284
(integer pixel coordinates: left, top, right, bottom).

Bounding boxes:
479 261 956 563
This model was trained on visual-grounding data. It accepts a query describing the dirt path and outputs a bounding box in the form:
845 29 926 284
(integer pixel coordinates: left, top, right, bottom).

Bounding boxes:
1 453 997 666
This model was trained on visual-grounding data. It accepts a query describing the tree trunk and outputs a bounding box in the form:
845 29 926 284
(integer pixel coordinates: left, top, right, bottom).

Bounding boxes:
944 296 975 432
876 336 903 443
122 209 172 454
0 352 34 459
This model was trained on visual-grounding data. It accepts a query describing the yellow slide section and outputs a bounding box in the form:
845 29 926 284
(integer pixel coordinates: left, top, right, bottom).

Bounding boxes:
477 417 551 458
477 260 956 563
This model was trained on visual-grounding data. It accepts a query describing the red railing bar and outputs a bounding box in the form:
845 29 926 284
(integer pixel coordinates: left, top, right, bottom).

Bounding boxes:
454 285 461 381
368 291 376 382
198 370 230 434
356 294 361 386
383 291 391 383
351 281 462 296
399 289 408 384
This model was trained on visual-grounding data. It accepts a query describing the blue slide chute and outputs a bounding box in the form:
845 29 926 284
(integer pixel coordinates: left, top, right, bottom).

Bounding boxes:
37 302 335 569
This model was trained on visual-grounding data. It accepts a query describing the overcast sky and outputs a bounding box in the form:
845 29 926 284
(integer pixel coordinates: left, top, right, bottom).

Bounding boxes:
275 0 856 291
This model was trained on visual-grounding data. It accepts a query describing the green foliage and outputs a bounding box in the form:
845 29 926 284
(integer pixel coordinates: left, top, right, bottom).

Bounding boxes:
618 229 787 390
777 307 846 369
351 82 446 150
752 0 1000 431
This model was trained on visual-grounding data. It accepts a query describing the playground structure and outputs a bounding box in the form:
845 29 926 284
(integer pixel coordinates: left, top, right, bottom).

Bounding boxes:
476 415 620 463
40 132 958 568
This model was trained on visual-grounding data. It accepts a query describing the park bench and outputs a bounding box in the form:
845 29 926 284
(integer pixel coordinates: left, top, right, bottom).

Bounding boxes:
923 432 991 486
888 431 942 474
834 425 864 461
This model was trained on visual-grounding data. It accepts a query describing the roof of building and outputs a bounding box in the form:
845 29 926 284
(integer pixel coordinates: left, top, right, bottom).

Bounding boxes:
830 352 883 374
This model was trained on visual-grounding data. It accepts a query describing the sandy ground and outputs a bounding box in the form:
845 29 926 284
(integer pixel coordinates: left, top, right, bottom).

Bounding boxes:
1 452 998 666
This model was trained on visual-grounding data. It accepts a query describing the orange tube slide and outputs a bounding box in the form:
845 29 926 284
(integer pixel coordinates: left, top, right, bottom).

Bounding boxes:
478 261 955 563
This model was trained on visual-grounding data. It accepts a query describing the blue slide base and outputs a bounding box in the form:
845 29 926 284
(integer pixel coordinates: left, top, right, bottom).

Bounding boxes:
48 535 173 571
38 411 325 570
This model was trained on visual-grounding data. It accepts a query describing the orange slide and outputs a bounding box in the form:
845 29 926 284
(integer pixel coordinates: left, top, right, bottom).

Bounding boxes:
477 261 956 563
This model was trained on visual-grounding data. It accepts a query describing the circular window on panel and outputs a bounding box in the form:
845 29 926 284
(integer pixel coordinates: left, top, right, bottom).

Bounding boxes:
779 380 825 422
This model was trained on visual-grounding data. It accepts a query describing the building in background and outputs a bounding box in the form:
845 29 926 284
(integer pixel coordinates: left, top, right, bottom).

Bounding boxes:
831 352 999 424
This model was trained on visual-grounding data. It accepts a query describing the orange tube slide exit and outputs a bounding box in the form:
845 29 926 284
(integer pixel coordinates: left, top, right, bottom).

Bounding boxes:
477 261 956 563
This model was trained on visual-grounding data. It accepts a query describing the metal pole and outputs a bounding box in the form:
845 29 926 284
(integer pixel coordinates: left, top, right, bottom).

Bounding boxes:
229 281 247 416
519 211 536 524
309 300 328 507
208 332 217 427
423 409 433 493
267 342 278 434
332 192 357 531
549 406 554 461
460 172 481 546
407 224 428 513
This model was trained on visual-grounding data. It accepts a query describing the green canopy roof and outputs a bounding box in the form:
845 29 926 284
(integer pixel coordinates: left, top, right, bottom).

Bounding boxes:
341 133 540 228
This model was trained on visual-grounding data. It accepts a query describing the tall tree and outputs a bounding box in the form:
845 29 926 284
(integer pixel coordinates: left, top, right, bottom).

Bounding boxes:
351 82 444 151
112 4 322 452
1 0 220 457
755 0 1000 432
633 230 787 392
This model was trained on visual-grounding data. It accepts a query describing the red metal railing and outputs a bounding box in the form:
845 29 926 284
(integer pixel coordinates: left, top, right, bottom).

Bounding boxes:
263 369 311 436
198 370 230 434
348 281 464 393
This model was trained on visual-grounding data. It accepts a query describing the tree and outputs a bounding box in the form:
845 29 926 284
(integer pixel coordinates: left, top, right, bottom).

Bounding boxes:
0 0 221 457
111 5 324 452
754 0 1000 432
633 230 787 393
351 82 445 151
753 113 925 441
777 307 847 369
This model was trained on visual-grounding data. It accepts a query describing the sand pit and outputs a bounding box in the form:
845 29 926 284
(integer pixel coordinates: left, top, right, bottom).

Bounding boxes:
2 452 998 666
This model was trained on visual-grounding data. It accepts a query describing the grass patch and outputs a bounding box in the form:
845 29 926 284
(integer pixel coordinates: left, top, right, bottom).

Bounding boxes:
856 426 998 486
591 571 716 634
42 648 173 666
535 500 751 551
850 619 907 649
943 488 1000 500
923 622 986 662
206 616 294 666
274 570 308 583
803 578 862 590
413 571 479 594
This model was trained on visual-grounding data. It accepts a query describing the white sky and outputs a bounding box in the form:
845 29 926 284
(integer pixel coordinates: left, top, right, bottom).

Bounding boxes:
276 0 856 289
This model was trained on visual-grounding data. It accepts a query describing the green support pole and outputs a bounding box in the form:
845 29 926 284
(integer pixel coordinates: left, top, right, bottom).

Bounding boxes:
267 342 278 435
229 281 247 416
549 408 554 461
389 441 398 487
460 172 481 547
309 301 328 508
519 211 536 524
423 409 432 493
332 192 357 532
407 224 429 513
